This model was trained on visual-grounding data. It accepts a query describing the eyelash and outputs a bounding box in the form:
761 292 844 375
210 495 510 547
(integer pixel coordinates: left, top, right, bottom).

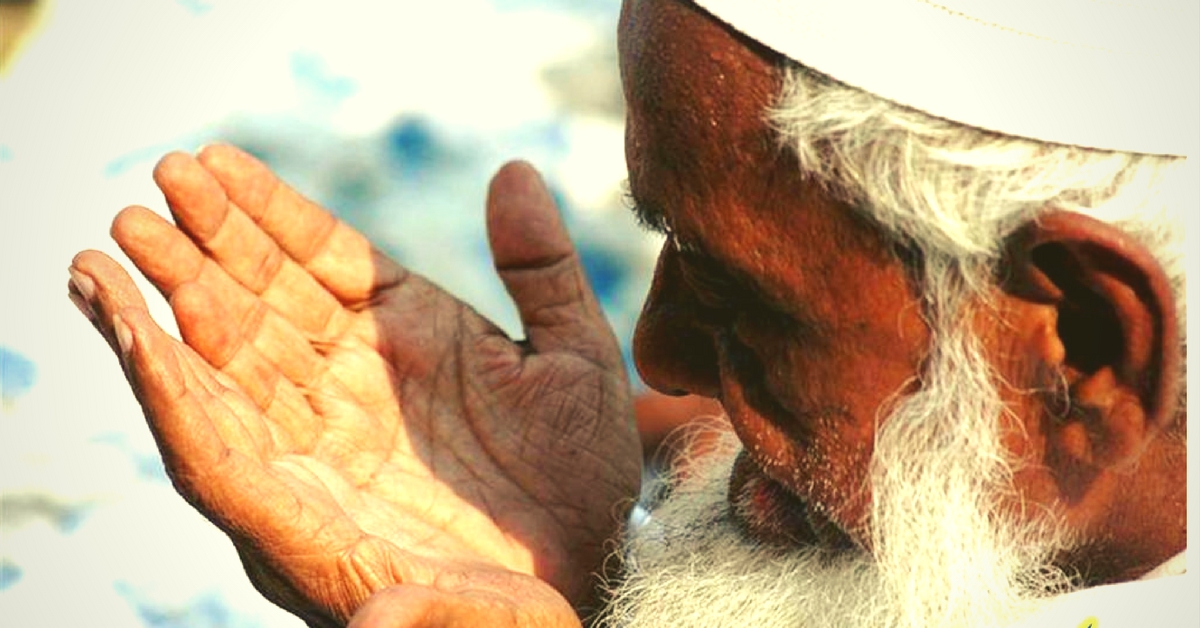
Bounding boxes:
624 190 672 237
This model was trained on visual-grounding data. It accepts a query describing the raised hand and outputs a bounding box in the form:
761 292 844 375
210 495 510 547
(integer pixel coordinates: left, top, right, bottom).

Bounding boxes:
67 145 642 626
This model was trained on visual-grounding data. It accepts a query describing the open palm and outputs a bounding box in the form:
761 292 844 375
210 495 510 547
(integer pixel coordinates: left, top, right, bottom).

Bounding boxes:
68 145 642 626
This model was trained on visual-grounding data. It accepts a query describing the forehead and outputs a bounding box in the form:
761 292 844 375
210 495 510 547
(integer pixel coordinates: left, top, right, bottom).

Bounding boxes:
617 0 787 256
618 0 779 177
617 0 911 323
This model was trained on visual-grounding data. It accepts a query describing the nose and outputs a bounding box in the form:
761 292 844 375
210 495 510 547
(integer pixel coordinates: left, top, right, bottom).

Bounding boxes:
633 245 722 398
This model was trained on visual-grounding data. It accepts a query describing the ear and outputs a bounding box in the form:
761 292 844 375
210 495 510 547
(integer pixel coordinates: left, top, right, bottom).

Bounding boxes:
1003 210 1180 471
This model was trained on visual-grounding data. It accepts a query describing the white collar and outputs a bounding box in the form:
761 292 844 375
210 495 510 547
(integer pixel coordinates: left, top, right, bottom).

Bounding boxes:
1010 551 1192 628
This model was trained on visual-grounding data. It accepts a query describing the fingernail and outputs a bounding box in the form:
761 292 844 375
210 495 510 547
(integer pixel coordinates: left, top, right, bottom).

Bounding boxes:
68 267 96 301
68 269 98 323
112 313 134 355
195 143 221 159
68 288 97 324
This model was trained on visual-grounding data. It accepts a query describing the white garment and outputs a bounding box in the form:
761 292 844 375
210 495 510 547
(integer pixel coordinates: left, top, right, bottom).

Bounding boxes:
691 0 1199 157
1010 552 1194 627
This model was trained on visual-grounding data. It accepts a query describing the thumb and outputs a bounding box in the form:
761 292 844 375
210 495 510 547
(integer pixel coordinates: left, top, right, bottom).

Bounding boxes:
486 161 620 367
347 586 452 628
348 583 580 628
347 586 500 628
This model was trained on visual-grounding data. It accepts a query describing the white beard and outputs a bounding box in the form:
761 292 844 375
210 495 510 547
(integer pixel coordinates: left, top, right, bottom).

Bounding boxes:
599 329 1078 628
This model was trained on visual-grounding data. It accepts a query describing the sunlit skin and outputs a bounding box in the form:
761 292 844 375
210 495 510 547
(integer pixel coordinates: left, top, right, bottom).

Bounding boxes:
66 0 1184 624
69 149 639 627
621 0 1184 583
622 0 929 550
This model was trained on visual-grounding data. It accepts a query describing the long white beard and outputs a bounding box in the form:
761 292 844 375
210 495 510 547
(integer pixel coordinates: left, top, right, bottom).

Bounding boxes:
598 330 1077 628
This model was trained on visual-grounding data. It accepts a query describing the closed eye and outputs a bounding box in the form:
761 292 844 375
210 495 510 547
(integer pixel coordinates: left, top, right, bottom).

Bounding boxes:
623 188 671 237
677 247 813 344
677 248 745 318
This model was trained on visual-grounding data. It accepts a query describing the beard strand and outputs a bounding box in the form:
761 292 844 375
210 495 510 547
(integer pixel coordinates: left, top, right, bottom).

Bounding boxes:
596 327 1077 628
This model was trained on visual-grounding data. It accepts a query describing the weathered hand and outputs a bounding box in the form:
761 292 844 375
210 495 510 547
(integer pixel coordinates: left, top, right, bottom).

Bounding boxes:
67 145 641 626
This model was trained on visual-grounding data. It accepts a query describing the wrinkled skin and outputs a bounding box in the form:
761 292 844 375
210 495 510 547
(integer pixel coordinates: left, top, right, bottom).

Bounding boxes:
621 0 929 549
68 145 641 627
620 0 1185 580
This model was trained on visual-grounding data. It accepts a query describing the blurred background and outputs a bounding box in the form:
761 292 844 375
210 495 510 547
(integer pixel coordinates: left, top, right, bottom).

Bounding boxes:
0 1 664 625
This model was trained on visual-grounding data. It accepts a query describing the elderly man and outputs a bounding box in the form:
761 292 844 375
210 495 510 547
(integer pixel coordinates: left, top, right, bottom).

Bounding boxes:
67 0 1192 626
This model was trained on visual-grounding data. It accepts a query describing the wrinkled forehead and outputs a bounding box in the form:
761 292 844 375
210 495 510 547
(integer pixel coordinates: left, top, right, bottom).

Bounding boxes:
617 0 780 148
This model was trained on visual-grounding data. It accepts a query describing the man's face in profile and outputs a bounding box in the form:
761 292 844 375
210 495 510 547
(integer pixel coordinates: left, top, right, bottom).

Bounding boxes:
620 0 934 554
607 0 1075 625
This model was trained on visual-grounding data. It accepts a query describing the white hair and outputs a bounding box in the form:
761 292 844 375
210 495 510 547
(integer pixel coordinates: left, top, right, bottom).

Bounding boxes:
598 61 1191 628
599 286 1075 628
770 60 1191 425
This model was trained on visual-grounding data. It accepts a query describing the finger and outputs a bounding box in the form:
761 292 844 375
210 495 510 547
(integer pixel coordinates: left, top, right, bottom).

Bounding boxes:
69 250 150 359
110 203 286 340
66 256 246 488
165 267 406 450
99 298 314 523
109 306 238 477
111 206 328 391
71 255 405 622
169 281 322 453
196 143 409 304
348 585 449 628
486 161 621 367
168 276 419 464
106 304 417 628
95 295 388 618
109 205 205 301
79 242 323 459
116 303 328 556
349 579 580 628
68 258 265 462
349 585 523 628
152 151 352 339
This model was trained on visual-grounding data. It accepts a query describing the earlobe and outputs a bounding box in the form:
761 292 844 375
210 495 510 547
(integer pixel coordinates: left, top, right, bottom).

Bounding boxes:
1002 210 1180 471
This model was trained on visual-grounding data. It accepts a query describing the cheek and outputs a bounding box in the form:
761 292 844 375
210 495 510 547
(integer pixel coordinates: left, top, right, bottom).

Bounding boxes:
720 333 879 531
738 323 879 449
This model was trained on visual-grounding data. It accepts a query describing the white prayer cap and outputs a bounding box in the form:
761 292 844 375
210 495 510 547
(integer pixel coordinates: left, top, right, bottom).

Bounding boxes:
692 0 1199 157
